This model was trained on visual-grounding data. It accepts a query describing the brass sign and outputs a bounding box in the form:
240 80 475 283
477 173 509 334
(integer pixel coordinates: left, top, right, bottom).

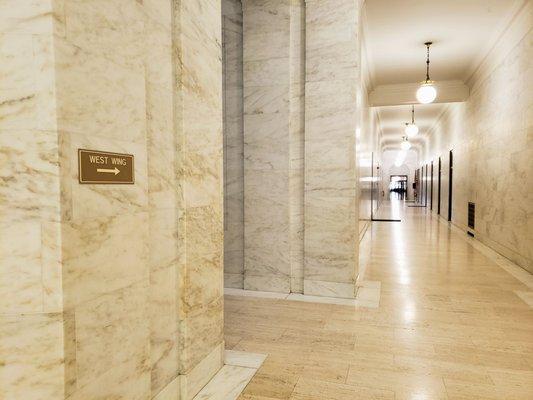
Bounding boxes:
78 149 134 184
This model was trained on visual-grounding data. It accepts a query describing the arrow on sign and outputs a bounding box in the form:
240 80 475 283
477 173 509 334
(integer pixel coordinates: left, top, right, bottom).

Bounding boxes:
97 167 120 175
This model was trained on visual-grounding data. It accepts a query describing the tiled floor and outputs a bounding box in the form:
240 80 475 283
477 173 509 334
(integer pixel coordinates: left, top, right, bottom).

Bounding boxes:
224 201 533 399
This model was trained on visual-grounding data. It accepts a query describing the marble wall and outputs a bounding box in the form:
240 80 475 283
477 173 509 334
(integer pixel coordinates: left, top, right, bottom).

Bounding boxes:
289 0 306 293
175 1 225 398
423 28 532 273
242 0 292 293
224 0 370 297
223 0 244 289
1 1 224 399
0 2 64 398
304 0 362 298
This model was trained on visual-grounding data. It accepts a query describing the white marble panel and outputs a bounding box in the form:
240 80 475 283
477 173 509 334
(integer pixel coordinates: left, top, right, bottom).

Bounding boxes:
224 272 244 289
304 279 356 299
244 58 289 87
244 273 291 293
224 287 289 299
0 313 65 399
244 85 289 114
225 350 267 368
193 365 256 400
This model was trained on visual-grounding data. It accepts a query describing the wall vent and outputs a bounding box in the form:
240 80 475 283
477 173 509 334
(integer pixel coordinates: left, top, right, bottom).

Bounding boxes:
468 202 475 229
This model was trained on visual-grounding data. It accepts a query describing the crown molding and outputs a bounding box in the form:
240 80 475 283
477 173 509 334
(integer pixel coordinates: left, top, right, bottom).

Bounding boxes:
369 80 469 107
465 0 531 90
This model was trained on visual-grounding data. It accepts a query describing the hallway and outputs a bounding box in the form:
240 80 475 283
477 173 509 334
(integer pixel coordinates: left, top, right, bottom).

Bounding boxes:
1 0 532 398
225 201 533 399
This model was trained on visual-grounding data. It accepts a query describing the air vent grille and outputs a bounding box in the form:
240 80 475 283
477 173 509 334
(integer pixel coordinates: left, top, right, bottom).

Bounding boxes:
468 202 475 229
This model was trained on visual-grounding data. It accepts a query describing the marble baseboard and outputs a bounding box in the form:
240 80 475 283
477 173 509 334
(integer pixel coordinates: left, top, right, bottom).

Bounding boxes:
224 273 244 289
224 288 288 299
243 274 291 293
224 285 381 308
153 376 180 400
192 350 266 400
180 343 224 400
303 279 356 298
515 291 533 309
225 350 266 368
287 293 358 306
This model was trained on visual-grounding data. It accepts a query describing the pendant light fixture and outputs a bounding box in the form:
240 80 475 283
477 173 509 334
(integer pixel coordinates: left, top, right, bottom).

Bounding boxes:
395 149 407 167
400 136 411 151
416 42 437 104
404 105 419 137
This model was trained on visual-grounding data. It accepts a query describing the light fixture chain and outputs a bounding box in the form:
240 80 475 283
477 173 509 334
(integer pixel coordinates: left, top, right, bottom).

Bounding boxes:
425 42 431 82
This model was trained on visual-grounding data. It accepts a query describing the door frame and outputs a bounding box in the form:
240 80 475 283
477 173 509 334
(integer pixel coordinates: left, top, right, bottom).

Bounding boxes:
437 157 441 215
448 150 453 221
430 161 433 210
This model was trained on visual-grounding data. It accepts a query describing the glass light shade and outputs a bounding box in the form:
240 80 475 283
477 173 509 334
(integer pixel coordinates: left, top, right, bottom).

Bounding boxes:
416 82 437 104
400 140 411 151
394 158 404 167
405 123 419 137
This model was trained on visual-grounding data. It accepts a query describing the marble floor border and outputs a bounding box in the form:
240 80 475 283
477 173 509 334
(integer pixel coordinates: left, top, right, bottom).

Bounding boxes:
224 281 381 308
192 350 266 400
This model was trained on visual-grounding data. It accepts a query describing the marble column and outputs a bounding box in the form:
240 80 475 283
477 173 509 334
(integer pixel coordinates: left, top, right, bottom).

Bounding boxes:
0 1 224 399
243 0 292 292
175 1 225 399
289 0 305 293
304 0 361 298
223 0 245 289
0 2 65 398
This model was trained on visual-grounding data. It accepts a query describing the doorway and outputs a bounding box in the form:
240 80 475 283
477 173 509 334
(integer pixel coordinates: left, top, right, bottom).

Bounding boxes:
448 150 453 221
389 175 408 200
437 157 441 215
430 161 433 210
425 164 428 206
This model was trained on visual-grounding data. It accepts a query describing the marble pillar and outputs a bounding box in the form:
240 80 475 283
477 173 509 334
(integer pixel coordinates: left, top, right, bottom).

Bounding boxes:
304 0 361 298
175 1 225 399
0 1 224 399
223 0 245 289
0 2 64 398
289 0 305 293
243 0 292 292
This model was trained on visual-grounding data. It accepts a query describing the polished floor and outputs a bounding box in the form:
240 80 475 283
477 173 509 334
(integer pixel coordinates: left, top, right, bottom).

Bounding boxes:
224 200 533 400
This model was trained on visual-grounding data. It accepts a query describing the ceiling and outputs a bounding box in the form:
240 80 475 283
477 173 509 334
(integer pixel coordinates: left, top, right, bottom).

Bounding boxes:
377 103 444 148
364 0 522 150
364 0 521 86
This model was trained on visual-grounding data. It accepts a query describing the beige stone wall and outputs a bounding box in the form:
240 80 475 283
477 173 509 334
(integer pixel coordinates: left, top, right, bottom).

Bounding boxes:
175 1 224 398
0 1 223 399
223 0 244 289
424 29 532 273
289 0 305 294
0 2 65 398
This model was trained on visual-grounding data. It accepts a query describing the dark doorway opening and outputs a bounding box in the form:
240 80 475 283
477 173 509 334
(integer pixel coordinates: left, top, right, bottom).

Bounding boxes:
430 161 434 210
424 164 428 206
389 174 408 200
437 157 441 215
448 150 453 221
